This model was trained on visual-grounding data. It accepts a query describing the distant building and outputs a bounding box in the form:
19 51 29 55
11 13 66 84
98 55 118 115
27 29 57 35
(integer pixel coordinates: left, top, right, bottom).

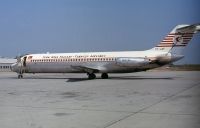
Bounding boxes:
0 58 16 72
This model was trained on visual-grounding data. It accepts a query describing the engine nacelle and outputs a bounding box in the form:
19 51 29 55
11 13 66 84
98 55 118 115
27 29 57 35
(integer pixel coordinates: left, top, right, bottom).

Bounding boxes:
116 57 150 67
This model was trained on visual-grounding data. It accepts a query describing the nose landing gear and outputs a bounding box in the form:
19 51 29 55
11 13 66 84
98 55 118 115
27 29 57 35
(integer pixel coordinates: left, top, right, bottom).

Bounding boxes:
18 74 23 79
14 56 26 79
17 65 24 79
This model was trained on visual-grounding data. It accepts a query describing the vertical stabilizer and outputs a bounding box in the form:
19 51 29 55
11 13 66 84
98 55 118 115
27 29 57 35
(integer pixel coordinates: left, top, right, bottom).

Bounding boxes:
150 23 200 55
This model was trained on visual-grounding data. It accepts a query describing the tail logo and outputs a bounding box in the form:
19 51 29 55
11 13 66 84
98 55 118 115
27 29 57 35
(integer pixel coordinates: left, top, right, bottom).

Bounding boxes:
175 36 183 43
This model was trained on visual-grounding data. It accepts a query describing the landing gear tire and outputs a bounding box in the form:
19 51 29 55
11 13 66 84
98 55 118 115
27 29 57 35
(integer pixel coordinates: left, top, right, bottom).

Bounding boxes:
18 74 23 79
101 73 108 79
88 73 96 79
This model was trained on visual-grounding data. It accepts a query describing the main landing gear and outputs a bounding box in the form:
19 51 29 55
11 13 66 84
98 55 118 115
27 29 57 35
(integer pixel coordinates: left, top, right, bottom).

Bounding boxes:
87 73 96 79
87 73 109 79
101 73 108 79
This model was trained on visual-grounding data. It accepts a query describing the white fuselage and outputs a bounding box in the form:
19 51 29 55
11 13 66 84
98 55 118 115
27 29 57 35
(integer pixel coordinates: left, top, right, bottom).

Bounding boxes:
12 50 181 74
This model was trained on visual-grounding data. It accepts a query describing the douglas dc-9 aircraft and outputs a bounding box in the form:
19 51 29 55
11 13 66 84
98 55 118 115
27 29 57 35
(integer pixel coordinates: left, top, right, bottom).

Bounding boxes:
11 23 200 79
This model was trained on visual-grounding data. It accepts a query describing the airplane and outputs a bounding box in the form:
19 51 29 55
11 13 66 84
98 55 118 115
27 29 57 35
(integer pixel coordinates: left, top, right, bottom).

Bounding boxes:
11 23 200 79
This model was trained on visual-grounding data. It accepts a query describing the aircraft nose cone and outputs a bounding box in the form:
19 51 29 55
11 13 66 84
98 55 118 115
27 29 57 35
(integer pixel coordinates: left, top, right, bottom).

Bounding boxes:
11 63 18 72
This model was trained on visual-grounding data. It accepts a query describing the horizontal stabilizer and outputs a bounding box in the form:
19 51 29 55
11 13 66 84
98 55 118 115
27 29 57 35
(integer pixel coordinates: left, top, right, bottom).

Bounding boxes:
176 23 200 33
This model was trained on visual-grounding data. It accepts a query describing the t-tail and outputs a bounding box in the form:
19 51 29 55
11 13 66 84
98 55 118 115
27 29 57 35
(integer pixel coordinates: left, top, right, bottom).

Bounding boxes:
150 23 200 55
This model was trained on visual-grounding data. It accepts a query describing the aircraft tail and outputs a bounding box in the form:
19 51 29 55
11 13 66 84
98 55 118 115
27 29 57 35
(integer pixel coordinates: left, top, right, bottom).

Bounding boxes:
150 23 200 55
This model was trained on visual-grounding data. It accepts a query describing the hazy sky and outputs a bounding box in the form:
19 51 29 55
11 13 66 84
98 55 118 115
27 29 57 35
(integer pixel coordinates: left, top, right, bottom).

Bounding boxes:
0 0 200 64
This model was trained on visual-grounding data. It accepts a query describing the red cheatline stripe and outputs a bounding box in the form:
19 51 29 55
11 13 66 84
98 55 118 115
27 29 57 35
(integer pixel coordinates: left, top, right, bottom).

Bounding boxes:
156 46 172 47
163 40 173 42
157 44 173 47
160 44 173 45
158 43 173 45
160 42 174 44
158 43 174 45
163 39 173 41
167 35 175 37
157 44 173 46
164 37 174 40
156 45 172 47
161 40 173 42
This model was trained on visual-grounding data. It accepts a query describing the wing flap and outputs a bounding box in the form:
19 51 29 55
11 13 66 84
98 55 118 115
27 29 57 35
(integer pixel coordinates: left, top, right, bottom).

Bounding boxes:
71 65 99 74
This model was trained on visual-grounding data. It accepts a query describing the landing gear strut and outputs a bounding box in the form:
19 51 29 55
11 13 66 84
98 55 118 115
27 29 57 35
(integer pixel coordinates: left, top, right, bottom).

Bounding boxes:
101 73 109 79
87 73 96 79
17 68 24 79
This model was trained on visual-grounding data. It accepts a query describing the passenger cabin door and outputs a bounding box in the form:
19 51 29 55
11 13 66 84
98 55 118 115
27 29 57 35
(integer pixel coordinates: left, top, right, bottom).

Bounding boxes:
22 56 27 67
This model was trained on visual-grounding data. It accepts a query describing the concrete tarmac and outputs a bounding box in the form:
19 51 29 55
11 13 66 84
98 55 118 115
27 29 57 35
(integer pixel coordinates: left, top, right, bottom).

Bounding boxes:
0 71 200 128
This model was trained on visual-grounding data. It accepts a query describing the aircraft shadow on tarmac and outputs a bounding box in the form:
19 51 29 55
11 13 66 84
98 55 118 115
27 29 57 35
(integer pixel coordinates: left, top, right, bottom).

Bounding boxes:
66 76 174 82
9 76 174 82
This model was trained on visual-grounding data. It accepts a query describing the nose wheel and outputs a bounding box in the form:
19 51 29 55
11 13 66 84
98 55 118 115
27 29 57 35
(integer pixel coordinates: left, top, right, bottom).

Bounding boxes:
17 67 24 79
18 74 23 79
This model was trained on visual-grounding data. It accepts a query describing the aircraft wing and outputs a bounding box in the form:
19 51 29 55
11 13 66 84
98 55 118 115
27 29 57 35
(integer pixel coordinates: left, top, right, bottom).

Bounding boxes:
176 23 200 33
71 65 99 74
